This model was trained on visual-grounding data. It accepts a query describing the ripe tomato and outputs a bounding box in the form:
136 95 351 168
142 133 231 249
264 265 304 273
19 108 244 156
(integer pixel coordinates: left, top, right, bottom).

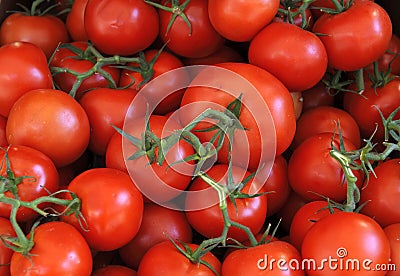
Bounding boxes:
288 133 363 202
359 159 400 228
301 81 335 111
249 22 328 92
208 0 279 42
84 0 159 55
66 0 89 41
61 168 144 251
383 223 400 276
185 164 267 242
6 88 90 168
0 217 16 276
79 88 138 156
292 106 361 149
0 10 70 59
365 34 400 75
182 44 244 66
0 41 53 118
50 41 121 99
301 212 391 276
158 0 225 58
92 265 137 276
312 0 392 71
0 145 59 222
222 241 305 275
275 191 308 234
291 91 304 120
0 115 6 147
137 240 222 276
118 203 193 269
10 221 93 275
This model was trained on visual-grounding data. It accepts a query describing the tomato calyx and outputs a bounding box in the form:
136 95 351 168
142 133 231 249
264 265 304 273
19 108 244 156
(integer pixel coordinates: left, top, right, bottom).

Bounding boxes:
368 61 399 90
14 0 63 17
145 0 192 35
313 0 353 15
277 0 314 29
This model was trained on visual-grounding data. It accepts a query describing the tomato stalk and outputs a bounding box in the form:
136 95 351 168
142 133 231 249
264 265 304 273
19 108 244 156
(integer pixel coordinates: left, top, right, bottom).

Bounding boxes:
278 0 314 29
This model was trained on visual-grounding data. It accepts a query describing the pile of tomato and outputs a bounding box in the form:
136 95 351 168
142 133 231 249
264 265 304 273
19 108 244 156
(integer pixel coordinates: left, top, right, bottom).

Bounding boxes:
0 0 399 275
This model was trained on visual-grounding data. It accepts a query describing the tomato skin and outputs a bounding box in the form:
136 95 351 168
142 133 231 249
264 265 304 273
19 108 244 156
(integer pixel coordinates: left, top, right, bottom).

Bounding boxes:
66 0 89 41
92 265 137 276
383 223 400 276
0 42 53 118
0 116 6 147
6 88 90 168
84 0 159 56
118 203 193 269
0 145 59 222
0 13 70 59
182 45 244 66
137 241 222 276
249 22 328 92
359 159 400 228
186 164 267 242
301 212 391 276
301 81 335 112
61 168 144 251
288 133 363 202
0 217 16 276
292 106 361 149
312 0 392 71
10 221 93 276
275 191 308 233
79 88 137 156
222 241 305 275
158 0 225 58
208 0 279 42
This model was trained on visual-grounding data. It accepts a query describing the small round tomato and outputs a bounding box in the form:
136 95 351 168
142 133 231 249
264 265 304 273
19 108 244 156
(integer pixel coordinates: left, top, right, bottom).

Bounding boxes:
275 191 308 233
383 223 400 276
66 0 89 41
0 217 16 276
92 265 137 276
301 81 335 111
61 168 144 251
182 45 244 66
84 0 159 56
0 115 7 147
0 41 53 118
6 88 90 168
365 34 400 76
10 221 93 275
137 241 221 276
0 145 59 222
118 203 193 269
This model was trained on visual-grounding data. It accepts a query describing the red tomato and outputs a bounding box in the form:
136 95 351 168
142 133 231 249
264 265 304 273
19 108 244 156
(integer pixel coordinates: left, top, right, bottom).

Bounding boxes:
359 159 400 228
208 0 279 42
137 241 221 276
0 115 7 147
365 34 400 75
312 0 392 71
180 62 296 169
0 11 70 59
249 22 328 92
158 0 225 58
50 41 121 99
0 41 53 118
288 133 363 202
66 0 89 41
182 44 244 66
0 217 16 276
185 164 267 242
291 91 304 120
301 81 335 111
84 0 159 55
292 106 361 149
343 77 400 142
6 88 90 168
10 221 93 275
383 223 400 275
301 212 391 275
222 241 305 275
118 203 193 269
92 265 137 276
119 49 189 115
275 191 308 234
289 201 341 252
61 168 144 251
0 145 59 222
79 88 138 156
105 131 129 173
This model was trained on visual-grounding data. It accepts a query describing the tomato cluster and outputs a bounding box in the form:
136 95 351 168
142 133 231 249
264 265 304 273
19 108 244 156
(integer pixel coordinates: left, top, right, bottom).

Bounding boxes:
0 0 399 275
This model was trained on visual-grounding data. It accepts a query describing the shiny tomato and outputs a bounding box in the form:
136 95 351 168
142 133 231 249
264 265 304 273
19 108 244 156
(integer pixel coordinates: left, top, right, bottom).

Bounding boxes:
249 22 328 92
301 212 391 275
79 88 138 156
182 44 244 66
158 0 225 58
0 41 53 118
0 217 16 276
92 265 137 276
61 168 144 251
185 164 267 242
84 0 159 55
383 223 400 276
137 241 221 276
275 191 308 234
66 0 89 41
0 115 6 147
312 0 392 71
6 88 90 168
359 159 400 228
0 11 70 59
0 145 59 222
118 203 193 269
10 221 93 275
301 81 335 111
208 0 279 42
